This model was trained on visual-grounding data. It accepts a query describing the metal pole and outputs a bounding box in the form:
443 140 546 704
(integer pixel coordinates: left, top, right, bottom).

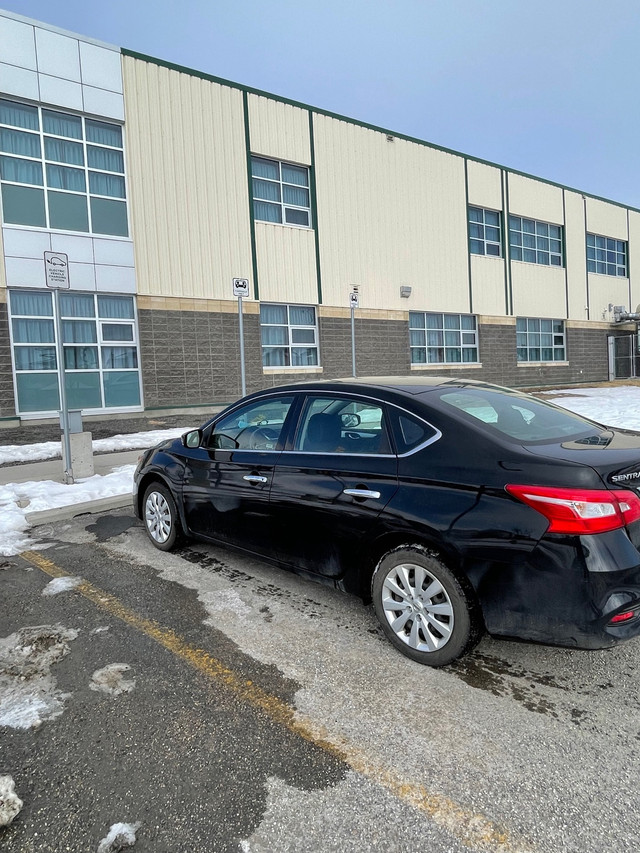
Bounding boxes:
53 288 73 484
351 304 356 377
238 296 246 397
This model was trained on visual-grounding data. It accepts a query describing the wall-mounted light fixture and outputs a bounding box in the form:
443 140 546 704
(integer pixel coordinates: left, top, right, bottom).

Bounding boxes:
400 286 412 298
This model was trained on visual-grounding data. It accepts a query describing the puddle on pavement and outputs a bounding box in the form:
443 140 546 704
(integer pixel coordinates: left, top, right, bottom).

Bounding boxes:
86 515 136 542
448 652 564 718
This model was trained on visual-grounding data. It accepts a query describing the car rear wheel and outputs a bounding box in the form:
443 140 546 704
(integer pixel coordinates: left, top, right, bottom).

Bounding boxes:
143 482 183 551
371 545 482 666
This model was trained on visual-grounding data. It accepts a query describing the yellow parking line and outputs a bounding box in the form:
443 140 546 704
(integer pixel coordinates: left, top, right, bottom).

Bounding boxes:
24 549 531 852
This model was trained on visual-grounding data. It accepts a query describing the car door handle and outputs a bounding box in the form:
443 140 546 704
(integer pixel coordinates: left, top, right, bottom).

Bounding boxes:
343 488 381 499
243 474 268 484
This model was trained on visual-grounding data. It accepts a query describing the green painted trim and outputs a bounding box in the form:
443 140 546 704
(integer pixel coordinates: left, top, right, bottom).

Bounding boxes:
121 47 640 216
308 111 323 304
502 171 512 315
242 91 259 301
463 160 473 313
562 190 569 319
627 209 632 310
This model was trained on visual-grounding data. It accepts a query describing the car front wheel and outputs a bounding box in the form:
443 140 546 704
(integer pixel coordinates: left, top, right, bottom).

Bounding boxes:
371 545 482 666
143 482 183 551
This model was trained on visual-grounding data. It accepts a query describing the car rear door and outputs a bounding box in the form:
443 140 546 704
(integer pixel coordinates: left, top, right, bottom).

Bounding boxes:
268 393 399 578
181 394 297 558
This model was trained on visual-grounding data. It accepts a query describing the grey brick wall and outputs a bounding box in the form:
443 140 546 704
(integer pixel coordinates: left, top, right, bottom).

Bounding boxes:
0 302 16 418
319 317 411 378
139 308 256 408
135 309 623 410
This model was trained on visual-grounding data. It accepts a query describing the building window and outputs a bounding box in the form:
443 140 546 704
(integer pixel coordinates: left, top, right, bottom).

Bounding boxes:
509 216 563 266
587 233 627 277
251 156 311 227
469 207 501 256
260 304 319 367
0 99 128 237
409 312 478 364
516 317 565 362
9 289 141 413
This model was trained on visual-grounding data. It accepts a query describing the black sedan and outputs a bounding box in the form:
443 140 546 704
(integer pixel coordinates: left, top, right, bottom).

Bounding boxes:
133 377 640 666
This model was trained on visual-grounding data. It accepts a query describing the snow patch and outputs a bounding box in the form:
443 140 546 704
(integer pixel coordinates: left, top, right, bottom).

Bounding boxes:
90 626 111 635
0 775 23 827
0 466 135 557
41 576 83 597
90 663 135 697
0 625 77 729
97 821 141 853
0 428 192 466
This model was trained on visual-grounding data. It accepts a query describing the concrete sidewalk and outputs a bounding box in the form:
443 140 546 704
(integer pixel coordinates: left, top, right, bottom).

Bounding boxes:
0 448 142 485
0 449 141 525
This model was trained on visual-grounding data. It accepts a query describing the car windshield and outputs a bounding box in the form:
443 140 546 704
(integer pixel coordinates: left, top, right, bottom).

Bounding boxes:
438 388 600 443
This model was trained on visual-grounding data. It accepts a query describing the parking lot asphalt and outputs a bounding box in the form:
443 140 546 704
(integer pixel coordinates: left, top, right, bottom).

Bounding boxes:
1 518 489 853
2 509 640 852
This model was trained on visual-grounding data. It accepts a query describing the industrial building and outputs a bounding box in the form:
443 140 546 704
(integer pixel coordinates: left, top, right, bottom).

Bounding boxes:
1 8 638 426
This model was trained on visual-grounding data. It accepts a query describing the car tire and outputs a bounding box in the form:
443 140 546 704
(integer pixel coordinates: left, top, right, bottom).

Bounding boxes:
371 545 482 666
142 482 184 551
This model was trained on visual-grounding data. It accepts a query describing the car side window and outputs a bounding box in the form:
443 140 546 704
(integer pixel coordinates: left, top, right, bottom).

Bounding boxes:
209 396 294 450
389 410 439 454
294 396 391 454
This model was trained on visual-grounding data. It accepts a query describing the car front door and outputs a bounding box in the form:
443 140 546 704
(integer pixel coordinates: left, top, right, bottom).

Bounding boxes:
181 394 297 558
269 394 399 578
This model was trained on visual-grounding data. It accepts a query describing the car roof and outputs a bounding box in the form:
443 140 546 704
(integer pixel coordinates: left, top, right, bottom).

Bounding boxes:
264 376 510 397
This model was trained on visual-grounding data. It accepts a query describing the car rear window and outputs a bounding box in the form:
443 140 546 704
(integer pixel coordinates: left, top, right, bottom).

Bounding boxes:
439 389 598 442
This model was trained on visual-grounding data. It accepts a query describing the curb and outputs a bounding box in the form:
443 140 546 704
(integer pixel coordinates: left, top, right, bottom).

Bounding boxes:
25 494 133 526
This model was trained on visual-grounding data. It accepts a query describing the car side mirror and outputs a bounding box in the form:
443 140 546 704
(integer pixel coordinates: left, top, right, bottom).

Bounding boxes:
182 429 203 448
341 413 361 428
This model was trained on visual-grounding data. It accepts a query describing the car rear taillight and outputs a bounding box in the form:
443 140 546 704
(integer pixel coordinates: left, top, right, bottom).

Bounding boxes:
505 485 640 535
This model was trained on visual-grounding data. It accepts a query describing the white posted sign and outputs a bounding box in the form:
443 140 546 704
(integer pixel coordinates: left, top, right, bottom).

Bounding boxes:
349 291 359 309
44 252 70 289
233 278 250 298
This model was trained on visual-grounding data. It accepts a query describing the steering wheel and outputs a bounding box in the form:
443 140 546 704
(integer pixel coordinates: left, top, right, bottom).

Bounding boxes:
249 427 279 450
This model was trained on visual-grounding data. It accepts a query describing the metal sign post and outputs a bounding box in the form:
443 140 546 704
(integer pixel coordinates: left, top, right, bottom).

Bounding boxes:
44 252 73 484
349 289 359 377
233 278 250 396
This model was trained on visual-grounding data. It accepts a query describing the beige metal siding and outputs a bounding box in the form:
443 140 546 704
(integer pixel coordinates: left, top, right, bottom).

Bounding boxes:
248 95 311 165
511 264 566 318
122 56 253 300
588 272 630 320
508 174 564 224
583 199 630 317
470 256 505 315
313 115 468 312
254 222 318 303
467 161 502 211
629 210 640 312
586 198 628 240
564 190 588 320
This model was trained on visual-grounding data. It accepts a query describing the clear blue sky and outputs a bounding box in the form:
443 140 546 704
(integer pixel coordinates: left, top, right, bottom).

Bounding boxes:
3 0 640 208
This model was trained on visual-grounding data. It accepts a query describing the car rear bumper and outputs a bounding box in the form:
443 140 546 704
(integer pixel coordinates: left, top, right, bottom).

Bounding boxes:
473 527 640 650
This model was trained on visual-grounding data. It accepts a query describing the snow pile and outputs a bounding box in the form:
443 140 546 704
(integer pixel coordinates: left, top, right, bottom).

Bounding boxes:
0 465 135 556
0 493 32 556
0 427 191 466
90 664 135 697
0 625 77 729
542 385 640 431
97 821 141 852
0 775 23 827
41 576 83 597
